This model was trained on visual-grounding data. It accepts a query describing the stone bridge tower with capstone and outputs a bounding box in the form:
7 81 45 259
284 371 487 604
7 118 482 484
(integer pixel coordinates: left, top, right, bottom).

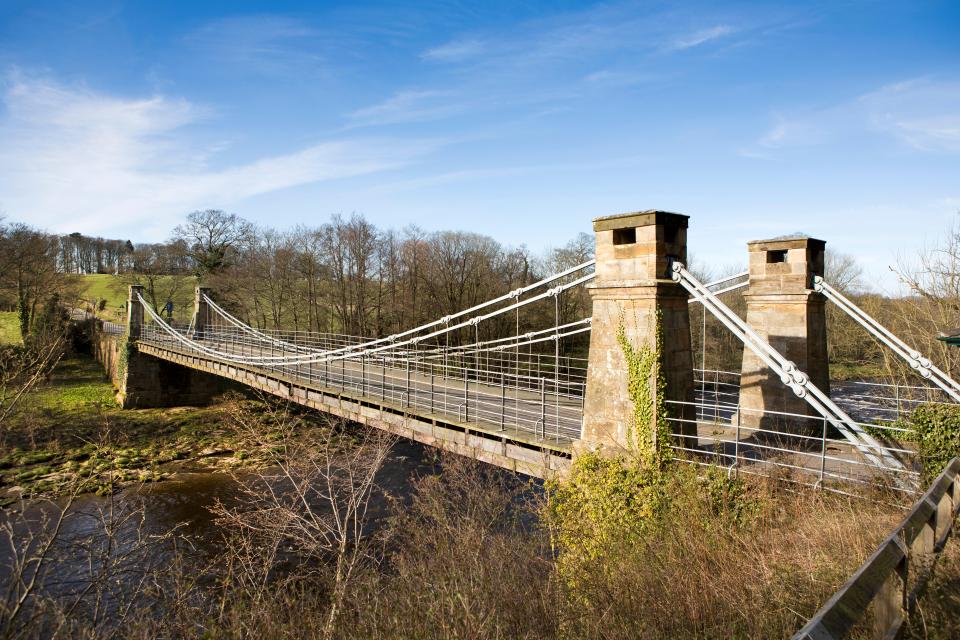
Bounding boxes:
580 210 696 454
738 236 829 435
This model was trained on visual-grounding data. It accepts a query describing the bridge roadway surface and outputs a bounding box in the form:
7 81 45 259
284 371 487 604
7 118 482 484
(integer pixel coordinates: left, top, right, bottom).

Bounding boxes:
136 332 582 477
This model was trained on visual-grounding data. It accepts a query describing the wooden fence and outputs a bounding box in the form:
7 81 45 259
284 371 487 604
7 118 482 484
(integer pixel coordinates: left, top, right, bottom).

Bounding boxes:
793 457 960 639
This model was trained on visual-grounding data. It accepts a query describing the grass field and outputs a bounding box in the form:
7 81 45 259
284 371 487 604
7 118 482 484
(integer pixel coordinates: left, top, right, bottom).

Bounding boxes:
79 274 195 322
28 356 117 411
79 274 128 310
0 311 21 344
0 354 246 497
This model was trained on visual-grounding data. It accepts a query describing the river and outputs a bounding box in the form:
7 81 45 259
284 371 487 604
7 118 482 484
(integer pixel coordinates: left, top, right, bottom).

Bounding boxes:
0 437 437 632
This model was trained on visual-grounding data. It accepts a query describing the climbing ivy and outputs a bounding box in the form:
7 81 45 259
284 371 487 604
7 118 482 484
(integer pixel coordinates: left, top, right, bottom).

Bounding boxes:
616 308 670 468
544 308 672 584
116 332 133 383
545 451 666 565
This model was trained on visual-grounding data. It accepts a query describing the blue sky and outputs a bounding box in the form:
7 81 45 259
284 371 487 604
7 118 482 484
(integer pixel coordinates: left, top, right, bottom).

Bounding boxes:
0 0 958 291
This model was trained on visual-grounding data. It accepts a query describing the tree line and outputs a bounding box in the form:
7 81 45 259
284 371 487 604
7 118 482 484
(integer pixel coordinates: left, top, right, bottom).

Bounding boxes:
157 209 593 351
3 208 958 382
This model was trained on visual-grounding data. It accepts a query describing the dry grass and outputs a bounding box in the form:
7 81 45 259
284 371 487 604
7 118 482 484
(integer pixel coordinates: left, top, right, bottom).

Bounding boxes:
559 470 900 639
11 435 923 640
144 457 903 640
904 532 960 640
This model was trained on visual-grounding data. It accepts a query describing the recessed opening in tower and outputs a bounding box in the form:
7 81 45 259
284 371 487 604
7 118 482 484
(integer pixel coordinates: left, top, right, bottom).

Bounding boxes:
613 227 637 245
766 249 788 264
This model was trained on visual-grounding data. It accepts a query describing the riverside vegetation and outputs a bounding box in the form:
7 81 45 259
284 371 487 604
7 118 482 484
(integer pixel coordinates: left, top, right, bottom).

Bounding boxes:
2 213 960 637
0 314 956 638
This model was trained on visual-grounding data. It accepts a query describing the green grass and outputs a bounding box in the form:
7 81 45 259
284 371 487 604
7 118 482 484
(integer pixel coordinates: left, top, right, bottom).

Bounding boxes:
0 354 287 498
80 274 128 310
1 355 230 496
29 357 116 411
0 311 21 345
79 274 195 322
829 361 889 380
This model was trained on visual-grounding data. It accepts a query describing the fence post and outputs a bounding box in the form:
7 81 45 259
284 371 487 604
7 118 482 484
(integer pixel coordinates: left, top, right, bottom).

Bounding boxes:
895 383 901 422
464 373 469 422
819 416 828 488
733 402 741 469
540 377 546 439
873 547 908 640
500 374 506 432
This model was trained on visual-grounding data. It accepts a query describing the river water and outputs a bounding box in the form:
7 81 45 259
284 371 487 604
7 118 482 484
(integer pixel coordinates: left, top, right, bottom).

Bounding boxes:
0 438 437 629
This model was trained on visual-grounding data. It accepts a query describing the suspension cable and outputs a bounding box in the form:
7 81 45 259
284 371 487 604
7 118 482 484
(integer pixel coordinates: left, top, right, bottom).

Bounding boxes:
141 271 595 367
814 276 960 402
671 262 906 475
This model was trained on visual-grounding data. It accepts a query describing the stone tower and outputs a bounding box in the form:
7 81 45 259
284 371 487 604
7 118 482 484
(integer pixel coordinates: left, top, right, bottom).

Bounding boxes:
580 210 696 453
738 236 829 435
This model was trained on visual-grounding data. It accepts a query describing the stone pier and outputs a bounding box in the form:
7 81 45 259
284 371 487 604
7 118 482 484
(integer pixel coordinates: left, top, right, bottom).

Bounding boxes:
738 236 829 435
190 286 212 338
580 210 696 454
110 285 223 408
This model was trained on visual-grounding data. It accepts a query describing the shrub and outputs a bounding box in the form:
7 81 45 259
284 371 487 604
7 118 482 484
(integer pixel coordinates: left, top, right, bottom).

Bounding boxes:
904 402 960 480
545 451 666 572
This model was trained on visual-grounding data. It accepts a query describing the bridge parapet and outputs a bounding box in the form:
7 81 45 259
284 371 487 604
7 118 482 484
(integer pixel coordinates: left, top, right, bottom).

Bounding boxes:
127 284 144 340
581 210 695 453
191 286 212 337
740 236 829 434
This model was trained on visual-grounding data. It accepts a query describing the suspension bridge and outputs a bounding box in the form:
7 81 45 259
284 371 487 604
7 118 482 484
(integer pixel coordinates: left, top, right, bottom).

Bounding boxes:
95 210 960 496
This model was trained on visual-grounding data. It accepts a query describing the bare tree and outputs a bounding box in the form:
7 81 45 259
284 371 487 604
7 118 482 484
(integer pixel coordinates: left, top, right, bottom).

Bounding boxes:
0 337 65 432
0 475 180 638
124 241 192 313
212 396 395 639
0 223 69 339
825 249 865 294
890 214 960 379
173 210 255 278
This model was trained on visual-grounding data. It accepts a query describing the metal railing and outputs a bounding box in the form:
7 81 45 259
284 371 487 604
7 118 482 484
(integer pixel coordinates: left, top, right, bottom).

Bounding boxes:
832 380 956 424
140 322 586 443
673 261 906 476
793 457 960 640
665 398 920 497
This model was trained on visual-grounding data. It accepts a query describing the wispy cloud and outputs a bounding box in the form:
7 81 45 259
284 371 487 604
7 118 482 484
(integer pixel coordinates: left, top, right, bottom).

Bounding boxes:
356 7 759 130
421 38 486 62
861 79 960 152
371 154 650 193
183 15 326 77
746 77 960 155
667 25 736 51
345 90 463 127
583 69 659 87
757 115 828 148
0 73 444 238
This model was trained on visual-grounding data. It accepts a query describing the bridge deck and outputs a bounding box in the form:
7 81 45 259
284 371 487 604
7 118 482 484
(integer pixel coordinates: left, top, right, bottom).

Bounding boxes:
133 331 913 490
136 336 577 478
